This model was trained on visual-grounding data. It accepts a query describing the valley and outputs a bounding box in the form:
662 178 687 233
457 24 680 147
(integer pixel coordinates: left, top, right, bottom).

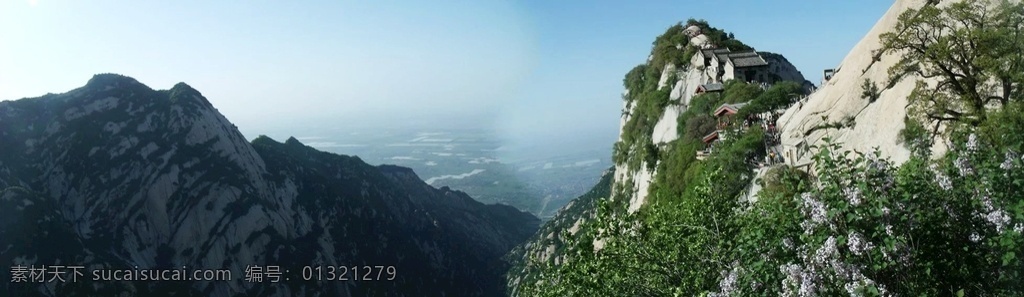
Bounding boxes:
274 127 611 219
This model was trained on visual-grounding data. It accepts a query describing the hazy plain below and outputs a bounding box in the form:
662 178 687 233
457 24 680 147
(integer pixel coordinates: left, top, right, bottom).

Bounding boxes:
248 118 613 220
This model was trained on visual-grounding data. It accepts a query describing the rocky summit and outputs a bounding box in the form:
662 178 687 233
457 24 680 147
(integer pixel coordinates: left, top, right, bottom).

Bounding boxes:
0 73 539 297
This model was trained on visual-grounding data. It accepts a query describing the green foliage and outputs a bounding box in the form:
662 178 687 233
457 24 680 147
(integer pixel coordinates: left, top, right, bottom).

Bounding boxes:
898 115 933 157
685 19 752 52
881 0 1024 127
612 141 629 164
620 87 672 171
722 80 763 104
649 139 700 205
505 171 614 297
804 115 856 136
687 93 723 115
622 65 648 101
518 169 738 296
618 56 671 171
513 6 1024 295
716 133 1024 296
860 78 880 103
701 128 765 197
519 126 1024 296
684 114 717 143
978 101 1024 154
737 81 804 119
650 23 693 71
517 128 765 295
759 165 812 199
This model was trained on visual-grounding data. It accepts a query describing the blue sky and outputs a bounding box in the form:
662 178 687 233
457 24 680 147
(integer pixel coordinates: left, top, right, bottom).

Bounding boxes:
0 0 892 150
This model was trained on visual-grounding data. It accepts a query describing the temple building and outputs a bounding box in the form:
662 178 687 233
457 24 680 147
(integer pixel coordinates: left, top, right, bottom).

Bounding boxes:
694 48 770 84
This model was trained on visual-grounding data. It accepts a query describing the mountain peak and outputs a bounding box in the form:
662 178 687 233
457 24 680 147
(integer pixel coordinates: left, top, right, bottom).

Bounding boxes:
85 73 143 89
1 74 541 296
252 135 277 146
285 136 303 146
167 81 208 105
170 82 197 93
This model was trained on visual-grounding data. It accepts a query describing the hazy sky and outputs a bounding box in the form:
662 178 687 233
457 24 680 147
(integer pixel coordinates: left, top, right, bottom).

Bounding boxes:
0 0 892 150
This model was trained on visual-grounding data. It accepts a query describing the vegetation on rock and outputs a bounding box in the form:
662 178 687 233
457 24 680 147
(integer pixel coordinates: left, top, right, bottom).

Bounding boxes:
882 0 1024 128
512 3 1024 295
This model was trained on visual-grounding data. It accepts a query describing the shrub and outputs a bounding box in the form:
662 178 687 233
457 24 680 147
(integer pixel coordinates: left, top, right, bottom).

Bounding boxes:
684 115 717 142
898 116 933 157
861 78 881 102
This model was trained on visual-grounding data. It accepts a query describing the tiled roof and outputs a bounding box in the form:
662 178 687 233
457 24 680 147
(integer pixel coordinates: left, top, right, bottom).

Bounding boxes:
700 83 724 92
714 102 749 116
702 131 719 143
727 51 768 68
700 48 731 58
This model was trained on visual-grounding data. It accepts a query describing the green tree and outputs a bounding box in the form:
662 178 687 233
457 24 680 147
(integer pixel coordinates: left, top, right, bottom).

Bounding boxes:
684 114 717 142
881 0 1024 127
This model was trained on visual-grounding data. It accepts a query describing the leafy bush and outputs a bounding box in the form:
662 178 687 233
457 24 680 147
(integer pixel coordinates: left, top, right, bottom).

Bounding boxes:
687 93 723 115
979 101 1024 154
760 165 812 199
685 18 752 52
737 81 804 119
520 131 1024 296
622 65 648 101
722 80 763 104
684 114 717 143
649 139 700 205
650 23 692 71
861 78 881 102
898 115 933 157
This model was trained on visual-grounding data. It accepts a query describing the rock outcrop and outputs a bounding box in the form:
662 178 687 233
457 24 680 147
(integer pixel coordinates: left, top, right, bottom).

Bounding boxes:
774 0 1006 166
618 50 809 212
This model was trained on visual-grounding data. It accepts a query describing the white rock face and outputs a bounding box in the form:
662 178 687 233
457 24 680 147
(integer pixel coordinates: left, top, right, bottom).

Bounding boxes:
627 164 656 213
776 0 979 167
651 104 683 145
657 63 677 90
653 65 708 145
690 34 711 48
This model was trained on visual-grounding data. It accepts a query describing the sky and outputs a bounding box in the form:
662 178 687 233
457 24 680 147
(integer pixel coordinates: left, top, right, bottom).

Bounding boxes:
0 0 893 154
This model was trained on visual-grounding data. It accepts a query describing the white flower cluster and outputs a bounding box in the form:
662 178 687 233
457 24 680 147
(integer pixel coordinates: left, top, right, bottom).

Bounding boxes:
954 156 974 176
783 237 795 250
709 263 742 297
977 190 1012 232
928 164 954 190
935 173 953 191
800 193 830 235
781 235 888 297
847 231 875 256
1000 150 1017 170
802 193 828 224
843 187 862 207
866 153 887 172
814 237 838 265
965 134 979 153
779 263 818 297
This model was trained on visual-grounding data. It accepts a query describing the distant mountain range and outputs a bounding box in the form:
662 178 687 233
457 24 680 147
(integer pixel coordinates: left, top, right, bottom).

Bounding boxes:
0 74 539 296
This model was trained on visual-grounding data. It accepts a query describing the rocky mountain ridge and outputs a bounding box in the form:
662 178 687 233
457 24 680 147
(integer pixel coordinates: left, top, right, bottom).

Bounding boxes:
0 74 539 297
